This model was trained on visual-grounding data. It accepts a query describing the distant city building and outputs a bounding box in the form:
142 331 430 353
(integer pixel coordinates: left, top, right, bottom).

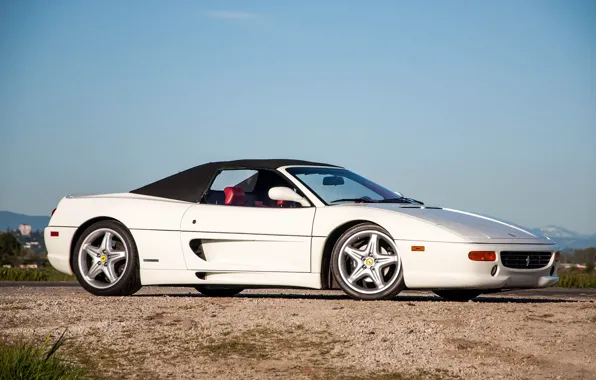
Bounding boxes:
18 224 32 236
23 242 40 249
18 264 38 269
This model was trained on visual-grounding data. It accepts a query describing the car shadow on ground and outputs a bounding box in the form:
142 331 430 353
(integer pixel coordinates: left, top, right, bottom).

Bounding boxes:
133 292 583 303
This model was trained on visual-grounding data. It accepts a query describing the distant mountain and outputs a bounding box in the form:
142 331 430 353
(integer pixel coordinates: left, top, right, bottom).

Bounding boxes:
0 211 51 232
531 226 596 250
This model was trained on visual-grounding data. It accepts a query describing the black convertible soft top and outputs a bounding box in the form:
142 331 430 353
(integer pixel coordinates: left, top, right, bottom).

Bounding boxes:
130 159 339 203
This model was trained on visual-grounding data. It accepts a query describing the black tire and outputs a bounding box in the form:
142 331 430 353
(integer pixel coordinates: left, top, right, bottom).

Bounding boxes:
71 220 142 296
195 286 244 297
331 223 405 300
433 290 482 302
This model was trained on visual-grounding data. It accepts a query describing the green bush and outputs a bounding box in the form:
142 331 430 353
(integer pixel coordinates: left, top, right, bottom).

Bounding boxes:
0 331 87 380
556 273 596 288
0 267 75 282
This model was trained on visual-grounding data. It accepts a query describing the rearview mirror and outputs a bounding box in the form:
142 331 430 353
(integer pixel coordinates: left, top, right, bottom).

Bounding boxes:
268 187 310 207
322 176 344 186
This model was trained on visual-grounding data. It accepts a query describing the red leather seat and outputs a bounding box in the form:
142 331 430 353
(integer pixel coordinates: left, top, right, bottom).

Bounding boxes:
224 186 245 205
277 200 298 208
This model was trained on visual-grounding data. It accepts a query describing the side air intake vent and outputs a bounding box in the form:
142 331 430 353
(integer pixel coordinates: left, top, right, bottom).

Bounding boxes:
190 239 206 261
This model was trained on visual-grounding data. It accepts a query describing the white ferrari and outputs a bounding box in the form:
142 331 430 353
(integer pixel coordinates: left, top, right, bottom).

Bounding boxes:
45 159 560 301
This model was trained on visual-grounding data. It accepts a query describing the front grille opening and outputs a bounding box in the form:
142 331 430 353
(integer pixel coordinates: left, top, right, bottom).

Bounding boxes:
500 252 552 269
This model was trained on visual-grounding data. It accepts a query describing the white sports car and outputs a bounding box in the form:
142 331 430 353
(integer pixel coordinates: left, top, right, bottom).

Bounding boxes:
45 159 560 301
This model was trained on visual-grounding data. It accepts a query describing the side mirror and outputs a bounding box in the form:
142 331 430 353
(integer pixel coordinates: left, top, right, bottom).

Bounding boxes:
394 191 404 198
268 187 310 207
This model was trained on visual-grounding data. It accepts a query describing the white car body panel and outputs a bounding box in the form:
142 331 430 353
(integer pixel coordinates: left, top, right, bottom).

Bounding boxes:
312 204 469 243
45 165 560 292
180 204 314 272
44 227 76 275
394 240 558 289
49 193 191 231
141 270 321 288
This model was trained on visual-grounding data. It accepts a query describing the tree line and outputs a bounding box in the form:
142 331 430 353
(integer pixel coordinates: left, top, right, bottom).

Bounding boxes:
562 247 596 271
0 231 49 267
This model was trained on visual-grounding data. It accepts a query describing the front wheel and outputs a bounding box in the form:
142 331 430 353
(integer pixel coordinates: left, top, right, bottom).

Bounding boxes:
433 290 482 302
331 223 405 300
195 286 244 297
71 220 141 296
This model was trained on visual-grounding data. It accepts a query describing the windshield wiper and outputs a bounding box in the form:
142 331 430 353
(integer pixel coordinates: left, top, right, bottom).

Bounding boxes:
329 198 377 204
375 197 425 205
375 198 412 204
329 197 425 205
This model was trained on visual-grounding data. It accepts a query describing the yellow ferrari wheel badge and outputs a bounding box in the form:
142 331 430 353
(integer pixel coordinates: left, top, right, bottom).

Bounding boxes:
100 254 107 263
365 257 374 267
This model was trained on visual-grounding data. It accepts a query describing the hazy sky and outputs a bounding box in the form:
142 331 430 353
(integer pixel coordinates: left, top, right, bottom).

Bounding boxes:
1 0 595 234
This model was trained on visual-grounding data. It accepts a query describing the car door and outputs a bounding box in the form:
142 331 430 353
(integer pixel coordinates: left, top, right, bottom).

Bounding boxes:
180 169 316 273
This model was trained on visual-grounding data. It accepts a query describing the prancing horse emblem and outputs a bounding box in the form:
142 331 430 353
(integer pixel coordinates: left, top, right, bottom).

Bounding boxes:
526 256 530 267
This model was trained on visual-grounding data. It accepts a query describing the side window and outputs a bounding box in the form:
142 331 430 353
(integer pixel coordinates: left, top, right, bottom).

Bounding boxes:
203 170 257 206
202 169 306 208
210 170 258 192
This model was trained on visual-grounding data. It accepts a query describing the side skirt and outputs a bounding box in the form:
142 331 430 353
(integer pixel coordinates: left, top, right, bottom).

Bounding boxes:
140 269 323 289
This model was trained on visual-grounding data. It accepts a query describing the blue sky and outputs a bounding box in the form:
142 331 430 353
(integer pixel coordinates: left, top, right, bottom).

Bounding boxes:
0 0 595 234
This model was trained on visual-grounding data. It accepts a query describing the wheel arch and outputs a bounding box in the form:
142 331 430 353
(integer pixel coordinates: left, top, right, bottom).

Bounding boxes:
69 216 129 268
319 219 383 289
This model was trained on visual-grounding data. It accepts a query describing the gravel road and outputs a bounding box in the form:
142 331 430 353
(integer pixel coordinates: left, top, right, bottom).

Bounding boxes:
1 286 595 380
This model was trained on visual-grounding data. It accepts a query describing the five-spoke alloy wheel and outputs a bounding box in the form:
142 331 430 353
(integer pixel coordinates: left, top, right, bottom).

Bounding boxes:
332 223 404 300
72 220 141 296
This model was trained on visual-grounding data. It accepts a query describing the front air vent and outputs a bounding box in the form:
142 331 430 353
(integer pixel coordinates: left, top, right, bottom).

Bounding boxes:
500 252 552 269
190 239 206 261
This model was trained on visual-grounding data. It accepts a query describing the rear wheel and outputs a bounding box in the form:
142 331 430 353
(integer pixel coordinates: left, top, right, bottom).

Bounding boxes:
433 290 482 302
331 223 404 300
195 286 244 297
72 220 141 296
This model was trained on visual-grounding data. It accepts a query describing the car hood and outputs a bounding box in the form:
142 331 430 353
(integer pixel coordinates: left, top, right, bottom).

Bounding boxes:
359 204 554 244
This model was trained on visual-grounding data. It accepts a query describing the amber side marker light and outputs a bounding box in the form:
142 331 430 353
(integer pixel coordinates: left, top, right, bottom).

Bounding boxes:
411 246 425 252
554 251 561 262
468 251 496 261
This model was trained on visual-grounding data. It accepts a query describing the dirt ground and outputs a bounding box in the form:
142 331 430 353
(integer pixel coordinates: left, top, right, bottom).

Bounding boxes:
1 286 595 380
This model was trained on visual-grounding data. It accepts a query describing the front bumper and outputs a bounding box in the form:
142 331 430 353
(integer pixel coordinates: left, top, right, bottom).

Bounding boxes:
396 240 559 290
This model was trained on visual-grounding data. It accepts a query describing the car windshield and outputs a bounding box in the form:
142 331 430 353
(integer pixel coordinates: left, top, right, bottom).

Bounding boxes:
286 167 412 205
